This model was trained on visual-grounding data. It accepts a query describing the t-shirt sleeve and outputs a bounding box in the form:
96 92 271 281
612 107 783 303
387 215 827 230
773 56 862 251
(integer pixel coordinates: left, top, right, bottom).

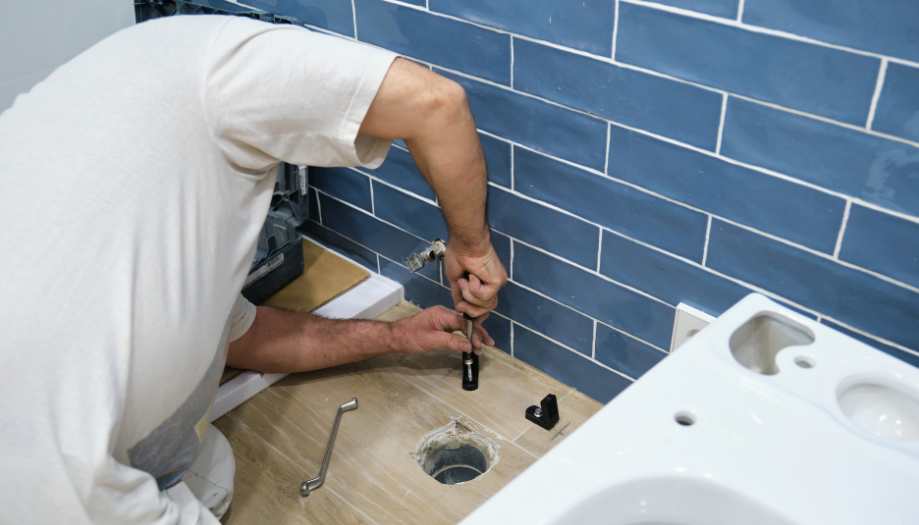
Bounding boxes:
204 17 398 174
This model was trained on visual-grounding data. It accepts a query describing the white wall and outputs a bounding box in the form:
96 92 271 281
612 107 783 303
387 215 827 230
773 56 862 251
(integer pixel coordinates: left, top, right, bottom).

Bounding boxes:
0 0 136 112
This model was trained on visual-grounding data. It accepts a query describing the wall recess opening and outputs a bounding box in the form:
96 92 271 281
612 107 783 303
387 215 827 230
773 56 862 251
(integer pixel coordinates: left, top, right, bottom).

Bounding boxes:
729 313 815 375
415 420 499 486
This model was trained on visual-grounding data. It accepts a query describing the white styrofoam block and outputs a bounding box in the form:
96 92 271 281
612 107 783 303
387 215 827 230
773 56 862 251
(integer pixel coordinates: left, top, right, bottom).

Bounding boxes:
211 272 403 420
670 303 715 352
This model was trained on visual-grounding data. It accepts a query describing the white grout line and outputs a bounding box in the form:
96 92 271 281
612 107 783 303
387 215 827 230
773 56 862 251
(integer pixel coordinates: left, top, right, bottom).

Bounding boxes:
620 0 919 68
350 0 358 38
375 253 381 274
351 167 440 206
509 144 516 190
735 0 745 21
368 177 376 214
823 316 919 358
595 228 604 272
509 239 515 280
715 92 728 154
595 317 669 354
516 321 638 382
603 121 612 175
591 320 598 359
611 0 621 60
833 201 853 259
509 37 515 88
866 59 889 130
509 322 516 357
314 188 324 224
701 215 713 266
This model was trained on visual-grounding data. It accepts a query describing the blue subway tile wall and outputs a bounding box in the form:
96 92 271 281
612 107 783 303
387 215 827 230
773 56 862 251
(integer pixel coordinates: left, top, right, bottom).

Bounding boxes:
266 0 919 401
874 63 919 143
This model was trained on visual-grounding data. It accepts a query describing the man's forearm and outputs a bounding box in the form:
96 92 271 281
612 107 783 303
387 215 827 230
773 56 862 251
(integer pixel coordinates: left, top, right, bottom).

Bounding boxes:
227 306 396 373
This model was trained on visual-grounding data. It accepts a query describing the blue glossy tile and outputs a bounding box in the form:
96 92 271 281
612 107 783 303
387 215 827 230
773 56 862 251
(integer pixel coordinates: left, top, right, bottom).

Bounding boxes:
600 231 750 314
355 0 510 84
301 220 378 271
481 134 511 188
708 220 919 351
310 167 372 211
367 147 434 200
745 0 919 63
246 0 355 36
513 243 674 348
595 324 666 379
840 205 919 288
617 3 878 124
516 148 707 261
497 282 594 356
441 70 608 170
514 325 632 402
609 126 845 253
372 181 448 242
380 258 452 308
430 0 613 55
653 0 736 18
488 187 598 268
483 314 511 354
723 98 919 216
874 63 919 143
515 39 721 150
822 319 919 370
318 194 438 281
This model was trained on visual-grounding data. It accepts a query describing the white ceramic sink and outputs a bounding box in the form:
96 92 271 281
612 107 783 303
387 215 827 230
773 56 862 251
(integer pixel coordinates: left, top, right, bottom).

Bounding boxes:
462 294 919 525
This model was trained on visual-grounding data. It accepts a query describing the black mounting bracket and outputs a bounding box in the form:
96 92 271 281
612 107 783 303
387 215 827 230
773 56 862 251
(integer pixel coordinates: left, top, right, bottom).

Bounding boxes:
525 394 560 431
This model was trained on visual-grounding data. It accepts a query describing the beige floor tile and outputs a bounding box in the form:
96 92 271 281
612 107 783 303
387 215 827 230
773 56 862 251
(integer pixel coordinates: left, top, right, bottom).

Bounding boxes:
513 389 602 457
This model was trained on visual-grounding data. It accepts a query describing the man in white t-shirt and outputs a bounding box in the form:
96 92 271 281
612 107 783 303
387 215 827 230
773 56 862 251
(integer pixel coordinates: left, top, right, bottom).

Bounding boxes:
0 15 507 523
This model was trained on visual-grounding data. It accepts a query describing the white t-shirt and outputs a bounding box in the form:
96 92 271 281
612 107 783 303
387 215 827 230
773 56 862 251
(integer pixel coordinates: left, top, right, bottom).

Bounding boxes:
0 15 395 523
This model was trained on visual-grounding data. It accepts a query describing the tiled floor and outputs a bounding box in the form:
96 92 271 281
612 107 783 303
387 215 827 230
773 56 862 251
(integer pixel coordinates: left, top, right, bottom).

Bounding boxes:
216 302 602 524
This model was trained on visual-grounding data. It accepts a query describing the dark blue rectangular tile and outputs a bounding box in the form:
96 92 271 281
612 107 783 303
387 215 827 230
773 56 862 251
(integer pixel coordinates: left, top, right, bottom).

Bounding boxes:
708 220 919 351
609 126 845 253
497 282 594 356
840 205 919 288
514 243 674 348
318 194 438 281
517 148 707 261
874 63 919 143
356 0 510 84
653 0 737 18
483 314 511 354
488 187 598 268
595 324 666 379
600 231 750 314
481 134 511 188
745 0 919 63
430 0 613 55
514 325 631 402
308 187 321 221
301 220 378 271
514 39 722 150
722 98 919 216
310 167 372 211
247 0 354 36
372 181 448 242
822 319 919 370
367 147 434 199
441 71 608 170
380 258 452 309
617 3 878 124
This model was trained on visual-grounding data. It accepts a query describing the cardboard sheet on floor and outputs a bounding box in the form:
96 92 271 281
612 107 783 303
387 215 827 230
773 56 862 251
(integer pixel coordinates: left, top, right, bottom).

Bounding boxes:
220 238 369 384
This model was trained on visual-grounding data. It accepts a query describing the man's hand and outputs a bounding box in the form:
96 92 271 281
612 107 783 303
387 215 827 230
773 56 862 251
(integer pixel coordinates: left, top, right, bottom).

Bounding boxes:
444 237 508 320
391 305 495 353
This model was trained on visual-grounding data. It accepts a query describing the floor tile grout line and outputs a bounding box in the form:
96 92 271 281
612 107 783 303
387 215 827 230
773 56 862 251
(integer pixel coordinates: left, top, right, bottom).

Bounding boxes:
832 201 853 259
866 59 888 130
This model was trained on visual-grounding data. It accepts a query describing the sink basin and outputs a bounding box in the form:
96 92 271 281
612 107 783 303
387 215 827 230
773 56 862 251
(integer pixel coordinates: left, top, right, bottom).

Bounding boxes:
461 294 919 525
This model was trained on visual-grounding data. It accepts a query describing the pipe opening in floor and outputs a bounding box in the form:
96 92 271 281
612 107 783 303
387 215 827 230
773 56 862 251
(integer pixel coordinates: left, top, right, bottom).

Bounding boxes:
415 419 499 485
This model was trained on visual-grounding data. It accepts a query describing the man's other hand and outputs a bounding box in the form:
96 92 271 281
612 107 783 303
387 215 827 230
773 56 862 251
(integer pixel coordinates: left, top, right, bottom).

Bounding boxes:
444 237 508 319
391 306 495 354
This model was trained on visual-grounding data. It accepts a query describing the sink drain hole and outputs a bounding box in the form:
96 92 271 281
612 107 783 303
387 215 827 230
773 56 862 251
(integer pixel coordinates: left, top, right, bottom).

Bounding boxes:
674 411 696 427
415 420 499 486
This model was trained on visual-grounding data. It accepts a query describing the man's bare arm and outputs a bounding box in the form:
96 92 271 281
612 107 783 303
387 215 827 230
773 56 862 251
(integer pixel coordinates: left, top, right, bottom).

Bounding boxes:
359 59 507 318
226 305 489 373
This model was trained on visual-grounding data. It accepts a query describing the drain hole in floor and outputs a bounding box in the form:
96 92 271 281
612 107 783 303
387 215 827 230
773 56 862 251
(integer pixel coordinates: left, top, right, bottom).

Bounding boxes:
415 420 499 486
